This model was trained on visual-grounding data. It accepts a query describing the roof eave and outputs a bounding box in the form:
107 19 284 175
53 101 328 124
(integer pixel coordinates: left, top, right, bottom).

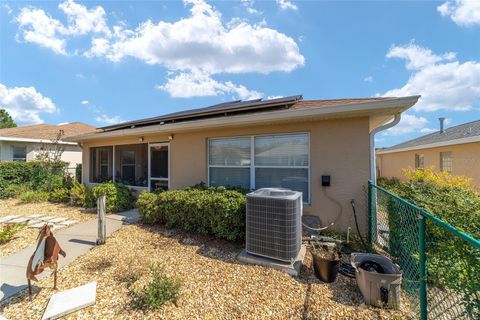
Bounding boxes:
66 95 420 143
377 135 480 154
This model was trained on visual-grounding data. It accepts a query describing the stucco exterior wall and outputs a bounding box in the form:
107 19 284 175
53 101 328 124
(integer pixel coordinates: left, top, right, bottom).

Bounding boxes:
377 141 480 188
0 141 82 167
82 117 372 234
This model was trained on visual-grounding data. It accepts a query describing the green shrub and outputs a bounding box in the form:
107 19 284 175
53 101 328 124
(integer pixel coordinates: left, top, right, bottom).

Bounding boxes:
3 184 32 198
92 181 134 212
131 263 180 310
70 182 95 208
0 161 68 198
379 169 480 317
19 190 49 203
138 187 246 241
49 188 71 203
136 192 161 224
0 223 25 244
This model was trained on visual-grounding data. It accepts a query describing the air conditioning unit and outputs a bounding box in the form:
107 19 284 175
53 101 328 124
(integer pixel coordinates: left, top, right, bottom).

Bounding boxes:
246 188 303 262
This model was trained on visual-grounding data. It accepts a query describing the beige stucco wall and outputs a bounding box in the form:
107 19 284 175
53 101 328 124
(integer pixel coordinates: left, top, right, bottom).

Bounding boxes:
377 141 480 188
0 141 82 169
82 117 372 234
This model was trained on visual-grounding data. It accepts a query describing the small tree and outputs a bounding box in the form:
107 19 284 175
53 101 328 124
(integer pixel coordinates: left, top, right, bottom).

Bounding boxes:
0 109 17 129
35 130 67 191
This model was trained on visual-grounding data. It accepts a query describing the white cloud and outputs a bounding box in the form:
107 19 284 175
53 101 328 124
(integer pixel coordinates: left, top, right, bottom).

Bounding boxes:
276 0 298 11
16 8 68 55
84 0 304 74
241 0 261 15
383 114 433 136
386 43 456 70
15 0 110 55
437 0 480 27
75 73 86 79
0 83 57 124
58 0 110 36
381 43 480 112
157 71 263 100
94 114 124 125
81 100 89 105
364 76 373 82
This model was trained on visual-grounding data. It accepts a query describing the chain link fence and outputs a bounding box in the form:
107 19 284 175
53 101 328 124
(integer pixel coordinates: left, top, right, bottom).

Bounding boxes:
368 181 480 320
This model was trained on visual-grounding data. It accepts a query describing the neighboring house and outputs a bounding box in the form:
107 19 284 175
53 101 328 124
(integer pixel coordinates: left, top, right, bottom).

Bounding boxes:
0 122 96 174
67 95 420 233
377 118 480 188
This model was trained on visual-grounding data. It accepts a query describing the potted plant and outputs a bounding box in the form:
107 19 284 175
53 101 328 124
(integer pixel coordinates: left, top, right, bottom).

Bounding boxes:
311 242 340 283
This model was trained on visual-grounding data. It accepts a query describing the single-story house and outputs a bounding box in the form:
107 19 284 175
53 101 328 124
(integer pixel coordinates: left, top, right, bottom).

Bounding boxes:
377 118 480 188
0 122 96 175
67 95 420 233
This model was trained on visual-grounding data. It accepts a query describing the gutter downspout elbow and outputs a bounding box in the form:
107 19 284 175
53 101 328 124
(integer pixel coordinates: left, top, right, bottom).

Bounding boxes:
370 113 401 183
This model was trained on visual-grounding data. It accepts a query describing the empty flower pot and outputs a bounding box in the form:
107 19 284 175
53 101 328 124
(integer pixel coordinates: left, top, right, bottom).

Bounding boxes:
312 252 340 283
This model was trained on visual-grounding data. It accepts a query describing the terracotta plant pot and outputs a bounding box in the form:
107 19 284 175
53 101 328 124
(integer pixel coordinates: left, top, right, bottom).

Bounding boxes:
312 252 340 283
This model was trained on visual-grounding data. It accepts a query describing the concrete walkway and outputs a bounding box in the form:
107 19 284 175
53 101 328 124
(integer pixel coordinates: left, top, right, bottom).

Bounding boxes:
0 209 139 302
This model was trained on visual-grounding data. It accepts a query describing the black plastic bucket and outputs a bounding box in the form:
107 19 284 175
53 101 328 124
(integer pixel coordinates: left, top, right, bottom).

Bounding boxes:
312 253 340 283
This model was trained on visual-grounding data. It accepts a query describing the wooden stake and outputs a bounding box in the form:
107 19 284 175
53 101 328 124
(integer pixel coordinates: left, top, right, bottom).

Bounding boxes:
97 195 106 245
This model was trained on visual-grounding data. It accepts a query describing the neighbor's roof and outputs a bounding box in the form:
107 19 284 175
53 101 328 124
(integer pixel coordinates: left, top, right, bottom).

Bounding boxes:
378 119 480 154
0 122 96 142
66 95 421 142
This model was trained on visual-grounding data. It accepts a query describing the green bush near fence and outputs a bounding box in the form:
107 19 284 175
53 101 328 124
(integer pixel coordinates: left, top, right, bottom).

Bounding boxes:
378 168 480 318
92 181 134 213
70 182 95 208
137 186 246 241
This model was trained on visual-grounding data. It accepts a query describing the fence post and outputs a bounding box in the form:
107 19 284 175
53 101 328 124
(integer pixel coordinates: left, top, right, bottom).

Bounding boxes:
97 195 106 245
418 214 427 320
367 180 373 243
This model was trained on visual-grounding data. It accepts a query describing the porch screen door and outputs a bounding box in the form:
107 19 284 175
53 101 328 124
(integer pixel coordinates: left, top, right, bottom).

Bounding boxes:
149 143 169 191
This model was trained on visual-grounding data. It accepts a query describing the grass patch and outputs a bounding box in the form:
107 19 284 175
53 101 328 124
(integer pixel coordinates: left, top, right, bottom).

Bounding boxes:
19 191 49 203
130 263 180 310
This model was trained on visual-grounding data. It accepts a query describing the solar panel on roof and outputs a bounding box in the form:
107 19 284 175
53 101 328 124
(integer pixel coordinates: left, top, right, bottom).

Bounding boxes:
100 95 302 131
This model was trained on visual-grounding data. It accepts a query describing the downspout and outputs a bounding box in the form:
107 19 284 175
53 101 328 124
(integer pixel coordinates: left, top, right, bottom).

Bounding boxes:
370 113 401 183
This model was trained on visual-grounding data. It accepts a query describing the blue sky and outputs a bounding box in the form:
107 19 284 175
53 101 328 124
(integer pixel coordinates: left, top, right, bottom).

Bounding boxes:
0 0 479 147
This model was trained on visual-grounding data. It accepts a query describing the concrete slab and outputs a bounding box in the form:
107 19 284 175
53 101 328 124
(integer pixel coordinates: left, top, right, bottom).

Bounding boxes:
25 214 45 219
237 245 306 277
0 215 20 223
46 217 67 224
30 222 51 228
56 220 77 226
27 219 42 226
8 217 29 224
38 216 55 221
41 281 96 320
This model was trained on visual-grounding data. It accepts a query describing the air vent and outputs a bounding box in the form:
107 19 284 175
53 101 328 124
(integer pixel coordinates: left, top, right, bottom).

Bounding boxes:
246 188 303 262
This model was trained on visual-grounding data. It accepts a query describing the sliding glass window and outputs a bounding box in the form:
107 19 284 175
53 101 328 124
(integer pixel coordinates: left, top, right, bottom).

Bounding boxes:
208 133 309 202
114 144 148 187
90 146 113 183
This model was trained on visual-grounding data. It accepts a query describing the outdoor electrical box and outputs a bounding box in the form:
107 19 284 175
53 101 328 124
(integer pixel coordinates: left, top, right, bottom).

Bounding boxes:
321 175 331 187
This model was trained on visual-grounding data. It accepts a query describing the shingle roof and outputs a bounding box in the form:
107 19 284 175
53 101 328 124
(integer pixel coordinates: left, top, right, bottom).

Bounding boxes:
99 96 393 132
384 119 480 151
0 122 96 140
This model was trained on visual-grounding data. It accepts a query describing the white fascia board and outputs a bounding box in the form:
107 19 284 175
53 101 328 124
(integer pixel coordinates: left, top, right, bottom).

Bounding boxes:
68 95 420 142
377 135 480 154
0 136 78 145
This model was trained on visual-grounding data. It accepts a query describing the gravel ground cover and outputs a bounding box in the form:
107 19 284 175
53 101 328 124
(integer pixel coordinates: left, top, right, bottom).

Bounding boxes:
0 224 413 319
0 200 96 257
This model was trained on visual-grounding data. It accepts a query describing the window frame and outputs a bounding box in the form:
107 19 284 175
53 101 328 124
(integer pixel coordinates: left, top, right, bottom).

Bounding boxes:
415 153 424 169
207 132 311 203
12 146 27 162
440 151 453 173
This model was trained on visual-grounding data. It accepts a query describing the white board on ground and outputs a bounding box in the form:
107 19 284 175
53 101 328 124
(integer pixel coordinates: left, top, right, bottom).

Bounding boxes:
41 281 97 320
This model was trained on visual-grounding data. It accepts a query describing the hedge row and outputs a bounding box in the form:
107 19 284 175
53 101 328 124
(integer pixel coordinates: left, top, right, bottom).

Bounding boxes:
0 161 67 198
137 187 246 241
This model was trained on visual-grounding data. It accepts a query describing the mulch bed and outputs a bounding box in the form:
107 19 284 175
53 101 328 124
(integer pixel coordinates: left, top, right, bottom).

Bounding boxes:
0 200 96 258
0 224 414 319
